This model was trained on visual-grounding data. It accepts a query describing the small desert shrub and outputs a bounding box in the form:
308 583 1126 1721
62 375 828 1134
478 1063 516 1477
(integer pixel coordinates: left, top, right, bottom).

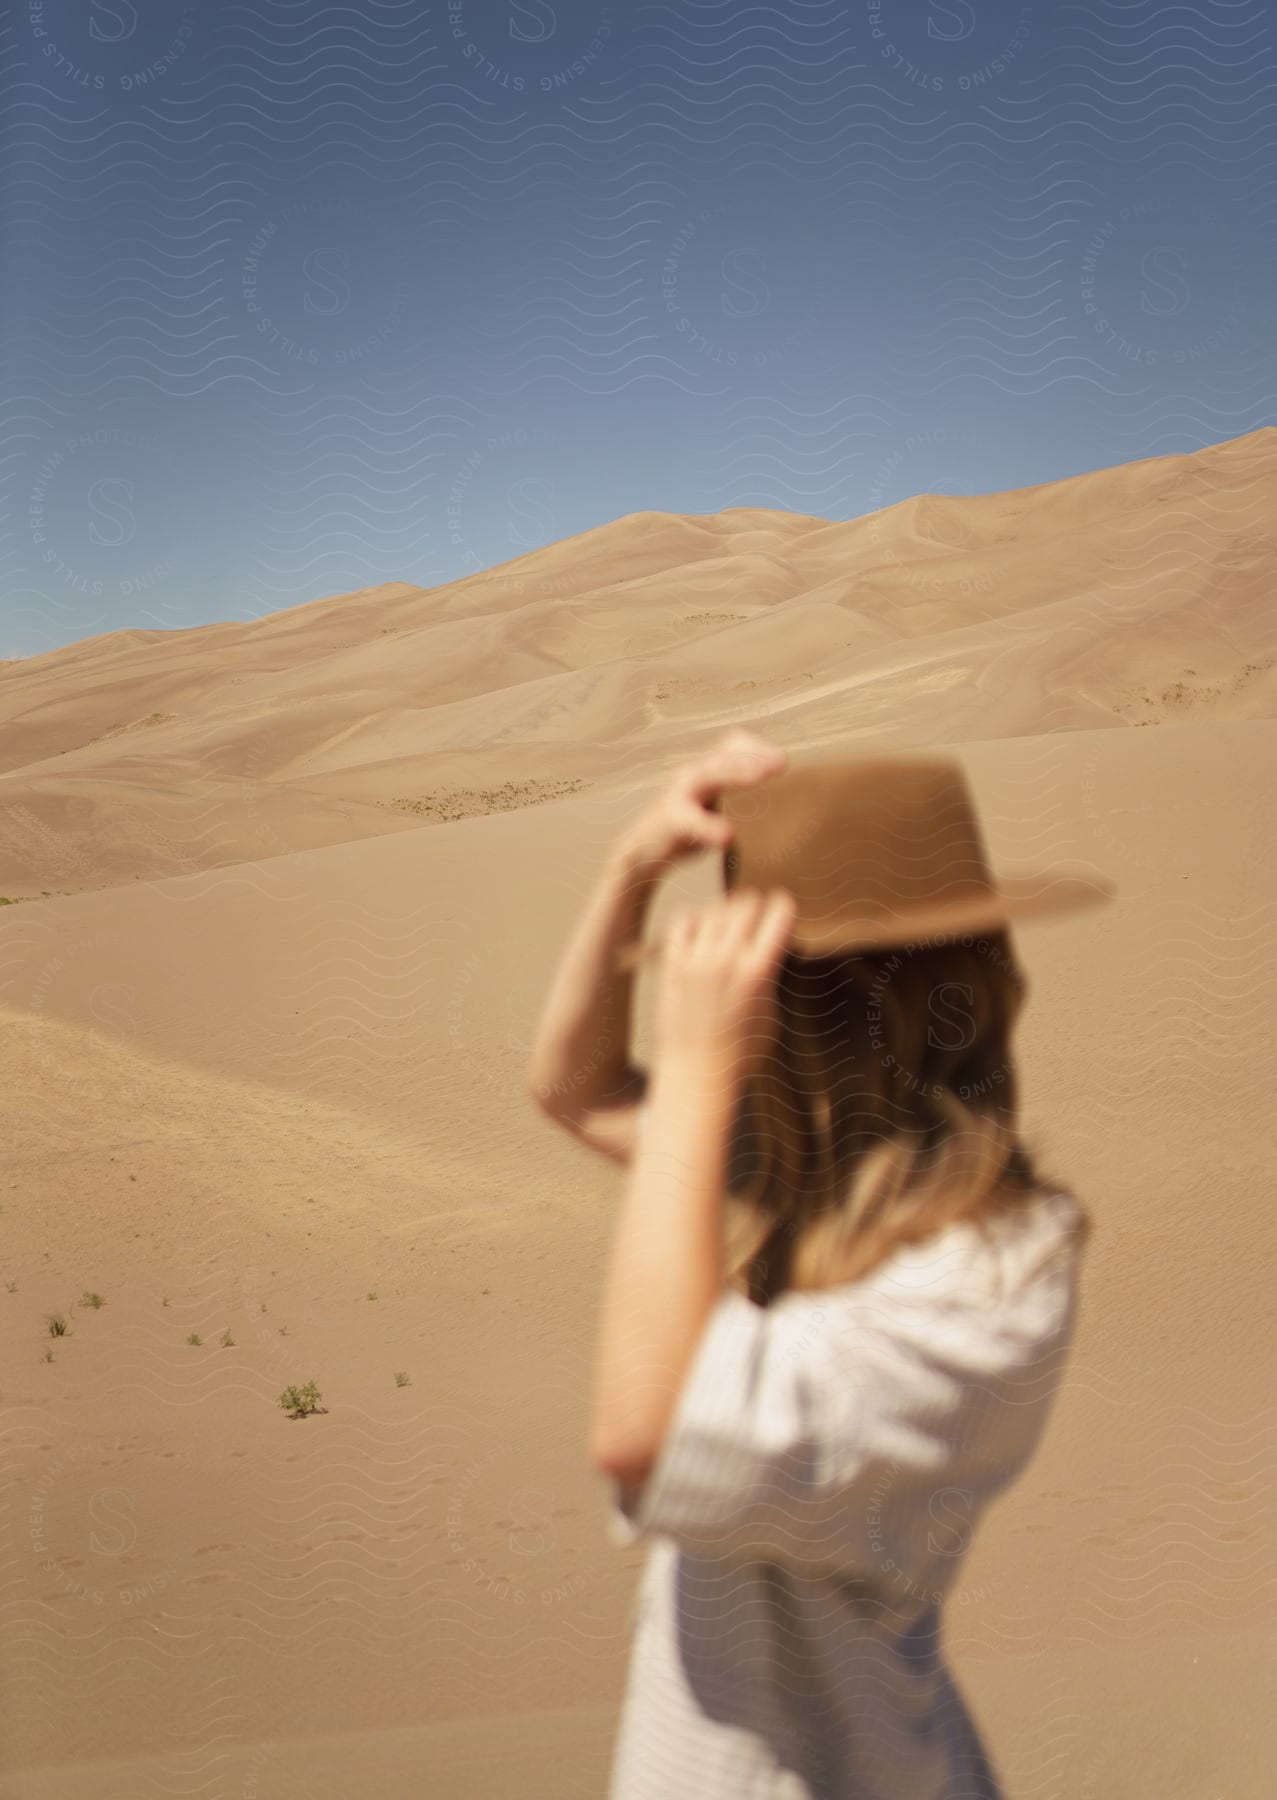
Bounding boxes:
394 1371 411 1388
47 1314 69 1337
81 1291 105 1310
186 1332 203 1346
219 1329 235 1347
279 1380 324 1419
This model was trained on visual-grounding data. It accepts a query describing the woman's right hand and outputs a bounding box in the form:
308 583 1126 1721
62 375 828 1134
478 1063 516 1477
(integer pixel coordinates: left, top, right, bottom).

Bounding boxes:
616 728 788 877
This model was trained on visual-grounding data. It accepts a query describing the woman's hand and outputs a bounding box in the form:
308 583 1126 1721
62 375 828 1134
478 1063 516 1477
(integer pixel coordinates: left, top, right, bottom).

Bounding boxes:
652 888 798 1094
616 728 787 878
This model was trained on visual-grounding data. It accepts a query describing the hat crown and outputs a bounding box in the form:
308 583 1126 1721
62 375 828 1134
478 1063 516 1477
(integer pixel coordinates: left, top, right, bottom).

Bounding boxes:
722 755 996 949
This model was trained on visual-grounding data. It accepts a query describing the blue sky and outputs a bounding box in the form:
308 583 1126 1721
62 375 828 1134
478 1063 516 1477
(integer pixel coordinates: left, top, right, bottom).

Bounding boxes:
2 0 1273 653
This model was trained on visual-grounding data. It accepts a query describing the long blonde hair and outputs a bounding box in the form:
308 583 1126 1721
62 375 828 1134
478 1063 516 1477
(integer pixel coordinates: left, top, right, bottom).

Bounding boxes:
719 930 1091 1305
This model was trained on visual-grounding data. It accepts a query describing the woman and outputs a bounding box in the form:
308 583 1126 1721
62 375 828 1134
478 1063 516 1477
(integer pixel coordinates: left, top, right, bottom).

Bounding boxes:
526 728 1114 1800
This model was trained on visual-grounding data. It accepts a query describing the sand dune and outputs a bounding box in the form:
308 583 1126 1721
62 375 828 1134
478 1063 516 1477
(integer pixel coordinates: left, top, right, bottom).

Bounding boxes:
2 428 1275 901
1 431 1275 1798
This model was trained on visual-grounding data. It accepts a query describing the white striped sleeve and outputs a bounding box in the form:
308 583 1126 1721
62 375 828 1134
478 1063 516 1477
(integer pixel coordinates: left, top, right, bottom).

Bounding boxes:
605 1222 1079 1576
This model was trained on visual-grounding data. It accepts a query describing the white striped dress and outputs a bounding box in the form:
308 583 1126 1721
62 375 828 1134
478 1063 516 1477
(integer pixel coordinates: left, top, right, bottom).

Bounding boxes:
603 1161 1085 1800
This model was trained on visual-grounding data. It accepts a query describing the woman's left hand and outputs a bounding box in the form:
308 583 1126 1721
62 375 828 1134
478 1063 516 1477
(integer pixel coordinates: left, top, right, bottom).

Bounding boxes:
652 888 797 1092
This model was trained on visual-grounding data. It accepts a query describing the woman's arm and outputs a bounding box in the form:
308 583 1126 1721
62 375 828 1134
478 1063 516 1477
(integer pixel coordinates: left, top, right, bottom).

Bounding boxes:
525 729 788 1165
590 886 797 1482
523 839 661 1163
589 1054 734 1477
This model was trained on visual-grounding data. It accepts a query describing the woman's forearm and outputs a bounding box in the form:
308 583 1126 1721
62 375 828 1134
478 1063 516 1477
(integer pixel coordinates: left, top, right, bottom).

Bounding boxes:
589 1055 736 1476
526 838 661 1117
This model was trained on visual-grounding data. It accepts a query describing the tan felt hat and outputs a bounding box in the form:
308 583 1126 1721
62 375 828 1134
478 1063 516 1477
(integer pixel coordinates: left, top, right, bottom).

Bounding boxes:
617 750 1116 968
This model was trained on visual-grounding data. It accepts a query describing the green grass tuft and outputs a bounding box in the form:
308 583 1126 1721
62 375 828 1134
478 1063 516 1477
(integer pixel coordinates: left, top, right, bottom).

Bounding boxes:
279 1380 324 1418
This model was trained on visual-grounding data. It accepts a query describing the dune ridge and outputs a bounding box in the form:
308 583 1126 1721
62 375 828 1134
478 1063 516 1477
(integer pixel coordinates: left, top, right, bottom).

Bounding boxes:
2 428 1275 900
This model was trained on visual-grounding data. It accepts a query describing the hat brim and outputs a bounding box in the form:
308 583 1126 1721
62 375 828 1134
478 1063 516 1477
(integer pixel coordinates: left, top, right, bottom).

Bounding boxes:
612 870 1116 973
787 871 1118 956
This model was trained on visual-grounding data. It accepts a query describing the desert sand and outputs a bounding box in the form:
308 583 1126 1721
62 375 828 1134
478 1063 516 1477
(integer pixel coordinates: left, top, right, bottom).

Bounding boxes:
1 428 1274 1798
